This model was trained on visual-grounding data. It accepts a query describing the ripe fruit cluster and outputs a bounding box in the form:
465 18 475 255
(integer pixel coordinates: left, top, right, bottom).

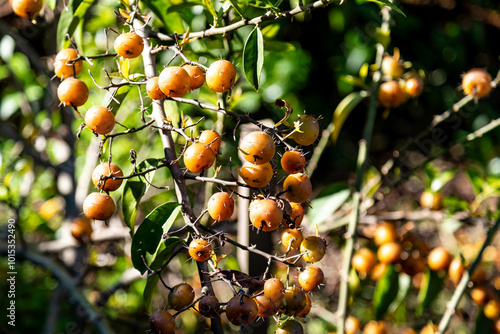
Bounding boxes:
377 54 424 109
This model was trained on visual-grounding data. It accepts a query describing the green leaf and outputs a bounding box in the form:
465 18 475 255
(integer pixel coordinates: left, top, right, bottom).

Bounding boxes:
142 0 186 33
372 264 399 320
366 0 406 17
106 85 132 115
243 26 264 91
417 269 444 315
466 168 483 195
331 91 368 143
430 169 455 192
131 203 182 274
307 183 350 226
143 237 183 310
121 159 159 234
56 0 96 50
226 0 246 18
120 58 130 80
261 24 280 39
167 2 201 13
203 0 219 26
388 273 411 314
263 40 296 52
46 0 56 10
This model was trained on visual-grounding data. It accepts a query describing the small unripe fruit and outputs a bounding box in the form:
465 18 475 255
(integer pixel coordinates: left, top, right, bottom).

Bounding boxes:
352 247 377 276
427 246 451 271
283 202 304 228
54 48 83 79
85 106 115 135
207 191 234 222
420 324 437 334
249 199 283 232
240 131 275 165
264 278 285 303
199 129 222 154
448 256 464 285
345 315 362 334
420 191 442 210
470 285 490 306
158 66 191 97
363 320 387 334
114 32 144 58
462 68 492 98
484 299 500 319
183 143 216 173
381 56 404 78
295 293 311 318
206 60 236 93
70 217 93 243
83 192 115 221
188 238 212 262
276 319 304 334
298 265 324 291
149 310 175 334
300 236 326 263
238 162 273 188
11 0 44 18
283 173 312 204
146 77 166 100
377 80 405 108
183 64 205 90
225 295 258 326
281 229 303 251
197 295 220 318
278 286 307 316
57 77 89 107
168 283 195 310
281 150 306 174
253 293 277 318
377 242 402 264
292 115 320 146
374 221 398 245
405 76 424 98
92 162 123 191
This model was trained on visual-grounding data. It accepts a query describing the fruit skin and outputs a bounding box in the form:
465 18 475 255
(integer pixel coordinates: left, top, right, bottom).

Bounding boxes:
264 278 285 304
238 162 273 188
484 299 500 319
275 319 304 334
70 217 93 243
196 295 220 318
92 162 123 192
149 310 176 334
85 106 115 135
82 192 115 221
470 285 491 306
168 283 195 310
381 56 404 79
281 151 306 174
146 77 166 100
188 238 212 262
283 202 304 228
363 320 387 334
249 199 283 232
448 256 464 285
225 295 258 326
352 247 377 276
158 66 191 97
278 286 307 316
281 228 303 251
11 0 44 18
283 173 312 204
405 76 424 98
420 191 442 210
427 246 451 271
207 191 234 221
183 64 205 90
377 242 402 264
295 293 311 317
462 68 492 98
54 48 83 79
345 315 362 334
114 32 144 58
298 265 324 291
57 77 89 107
420 324 437 334
377 80 405 108
206 60 236 93
253 293 277 317
292 115 320 146
300 236 326 263
240 131 275 165
183 143 216 173
373 221 398 246
199 129 222 154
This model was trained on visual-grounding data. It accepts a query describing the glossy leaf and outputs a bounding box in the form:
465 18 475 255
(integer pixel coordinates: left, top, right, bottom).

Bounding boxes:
121 159 159 234
332 91 369 143
372 264 399 320
56 0 96 50
417 269 444 315
131 202 182 274
203 0 219 26
243 26 264 91
142 0 185 33
307 183 350 226
106 85 132 115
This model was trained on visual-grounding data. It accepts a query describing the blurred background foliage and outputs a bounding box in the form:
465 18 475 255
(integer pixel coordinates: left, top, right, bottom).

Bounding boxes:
1 0 500 333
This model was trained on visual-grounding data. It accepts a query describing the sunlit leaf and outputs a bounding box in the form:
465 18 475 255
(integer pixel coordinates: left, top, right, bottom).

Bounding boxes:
430 169 455 192
331 90 369 143
366 0 406 17
373 264 399 320
56 0 96 50
243 26 264 91
417 269 444 315
308 183 350 225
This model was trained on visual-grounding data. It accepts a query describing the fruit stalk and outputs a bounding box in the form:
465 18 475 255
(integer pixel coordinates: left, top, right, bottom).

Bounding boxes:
437 215 500 334
336 6 391 334
133 18 224 334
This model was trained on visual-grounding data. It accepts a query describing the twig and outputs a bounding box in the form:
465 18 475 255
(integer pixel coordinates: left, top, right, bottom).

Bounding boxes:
437 216 500 334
